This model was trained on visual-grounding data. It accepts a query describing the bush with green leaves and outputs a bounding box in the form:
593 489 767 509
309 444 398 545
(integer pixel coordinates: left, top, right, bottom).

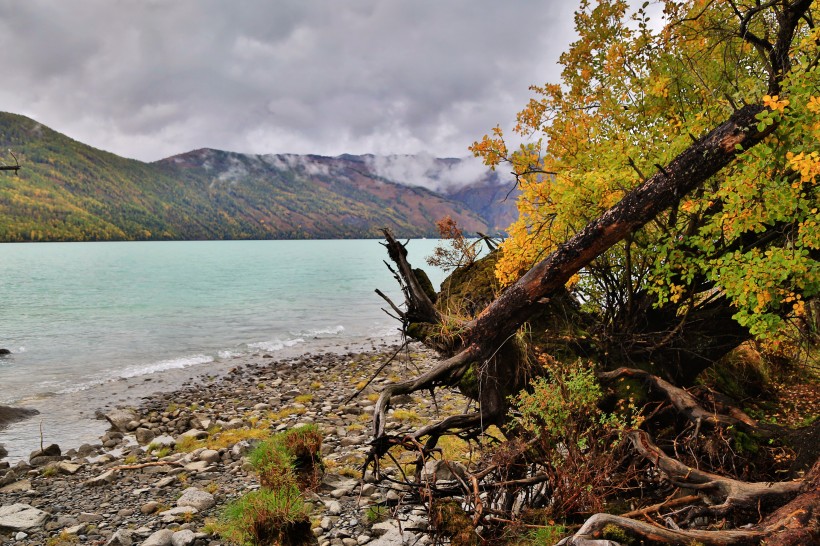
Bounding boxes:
509 359 641 517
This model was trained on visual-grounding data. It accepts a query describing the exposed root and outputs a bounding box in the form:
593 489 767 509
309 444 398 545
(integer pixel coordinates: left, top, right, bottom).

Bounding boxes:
628 430 802 519
557 513 762 546
372 347 476 438
599 367 764 435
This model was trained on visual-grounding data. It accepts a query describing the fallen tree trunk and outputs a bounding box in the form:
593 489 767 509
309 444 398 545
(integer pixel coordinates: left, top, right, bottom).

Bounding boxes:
374 101 776 441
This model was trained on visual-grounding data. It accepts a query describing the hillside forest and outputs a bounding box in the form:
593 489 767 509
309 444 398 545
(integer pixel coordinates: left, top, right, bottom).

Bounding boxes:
0 115 514 242
367 1 820 545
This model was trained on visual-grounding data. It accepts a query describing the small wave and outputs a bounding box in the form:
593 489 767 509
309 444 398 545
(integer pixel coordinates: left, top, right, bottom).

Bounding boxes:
368 325 403 338
248 338 305 352
217 350 245 359
119 354 214 379
294 325 345 337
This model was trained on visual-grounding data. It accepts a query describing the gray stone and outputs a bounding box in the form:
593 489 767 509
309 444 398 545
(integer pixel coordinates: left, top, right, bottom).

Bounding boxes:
360 483 376 496
29 455 64 467
154 477 176 488
183 460 210 473
421 459 467 483
141 528 174 546
368 522 404 546
0 444 6 459
369 521 397 538
190 413 211 430
105 529 134 546
159 506 198 523
14 531 27 540
83 469 117 487
135 428 156 445
140 501 160 515
198 449 220 464
78 512 104 523
29 442 60 458
150 435 176 448
65 523 86 535
170 529 196 546
330 488 351 499
326 500 342 515
230 441 251 458
55 461 82 475
180 429 207 440
0 504 49 531
177 487 215 511
104 408 138 433
0 479 31 494
221 418 244 430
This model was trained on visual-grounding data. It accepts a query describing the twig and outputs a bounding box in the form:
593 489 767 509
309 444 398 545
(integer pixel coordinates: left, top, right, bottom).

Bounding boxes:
344 340 410 404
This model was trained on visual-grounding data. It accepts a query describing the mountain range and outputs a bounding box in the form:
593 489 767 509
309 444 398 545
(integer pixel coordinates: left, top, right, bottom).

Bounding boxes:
0 112 518 242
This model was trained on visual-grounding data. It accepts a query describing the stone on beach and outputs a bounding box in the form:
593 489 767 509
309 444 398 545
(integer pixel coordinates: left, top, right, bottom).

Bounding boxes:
104 408 139 432
140 528 174 546
0 504 49 531
0 405 39 430
170 530 196 546
29 444 64 467
105 529 133 545
176 487 215 511
83 468 117 487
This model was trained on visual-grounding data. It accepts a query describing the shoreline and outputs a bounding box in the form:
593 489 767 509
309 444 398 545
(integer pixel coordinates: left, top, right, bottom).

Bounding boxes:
1 341 455 545
0 334 399 464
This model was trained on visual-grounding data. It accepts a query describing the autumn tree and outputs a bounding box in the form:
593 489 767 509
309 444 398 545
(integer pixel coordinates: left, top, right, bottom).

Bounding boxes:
369 1 819 544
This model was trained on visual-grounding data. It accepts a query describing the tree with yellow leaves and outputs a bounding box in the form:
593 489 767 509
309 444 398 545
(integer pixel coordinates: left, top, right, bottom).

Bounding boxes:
371 2 820 544
471 0 820 375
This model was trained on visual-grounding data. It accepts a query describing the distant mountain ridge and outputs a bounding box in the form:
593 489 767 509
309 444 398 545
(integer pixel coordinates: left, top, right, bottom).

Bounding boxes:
0 112 518 241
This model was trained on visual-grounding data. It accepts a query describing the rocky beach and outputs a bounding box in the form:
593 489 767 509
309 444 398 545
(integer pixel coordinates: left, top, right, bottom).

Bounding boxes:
0 343 463 546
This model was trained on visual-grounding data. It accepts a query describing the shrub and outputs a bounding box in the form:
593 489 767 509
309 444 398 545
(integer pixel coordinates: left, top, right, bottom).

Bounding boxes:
249 425 323 491
217 486 311 546
249 438 297 491
508 359 640 517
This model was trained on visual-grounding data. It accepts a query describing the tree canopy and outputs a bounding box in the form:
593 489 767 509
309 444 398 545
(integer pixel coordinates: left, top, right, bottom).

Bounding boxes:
472 0 820 342
369 2 820 545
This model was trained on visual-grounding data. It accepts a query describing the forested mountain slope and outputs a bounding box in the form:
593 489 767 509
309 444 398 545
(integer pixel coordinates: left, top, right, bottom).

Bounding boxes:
0 112 513 241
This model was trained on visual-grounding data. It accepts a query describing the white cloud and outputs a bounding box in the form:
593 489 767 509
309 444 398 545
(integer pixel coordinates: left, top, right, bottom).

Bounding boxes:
0 0 580 161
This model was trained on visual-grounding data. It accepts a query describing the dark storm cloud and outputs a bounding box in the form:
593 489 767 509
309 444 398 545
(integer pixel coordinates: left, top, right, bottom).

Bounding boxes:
0 1 578 161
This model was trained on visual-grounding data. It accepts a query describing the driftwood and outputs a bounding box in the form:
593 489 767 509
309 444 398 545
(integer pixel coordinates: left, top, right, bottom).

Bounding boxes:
598 368 763 435
559 456 819 546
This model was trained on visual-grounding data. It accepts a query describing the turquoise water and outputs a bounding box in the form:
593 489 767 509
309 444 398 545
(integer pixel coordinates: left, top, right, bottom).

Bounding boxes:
0 239 447 459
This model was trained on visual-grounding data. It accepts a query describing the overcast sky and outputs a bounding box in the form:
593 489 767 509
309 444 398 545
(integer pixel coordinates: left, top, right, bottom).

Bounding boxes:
0 1 580 162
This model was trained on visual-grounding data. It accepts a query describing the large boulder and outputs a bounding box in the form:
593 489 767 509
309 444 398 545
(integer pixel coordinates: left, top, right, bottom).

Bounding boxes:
0 504 49 531
29 444 64 467
103 408 138 432
0 405 39 429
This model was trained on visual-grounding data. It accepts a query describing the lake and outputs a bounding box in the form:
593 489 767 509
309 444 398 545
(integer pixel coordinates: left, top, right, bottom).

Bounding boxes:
0 239 448 460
